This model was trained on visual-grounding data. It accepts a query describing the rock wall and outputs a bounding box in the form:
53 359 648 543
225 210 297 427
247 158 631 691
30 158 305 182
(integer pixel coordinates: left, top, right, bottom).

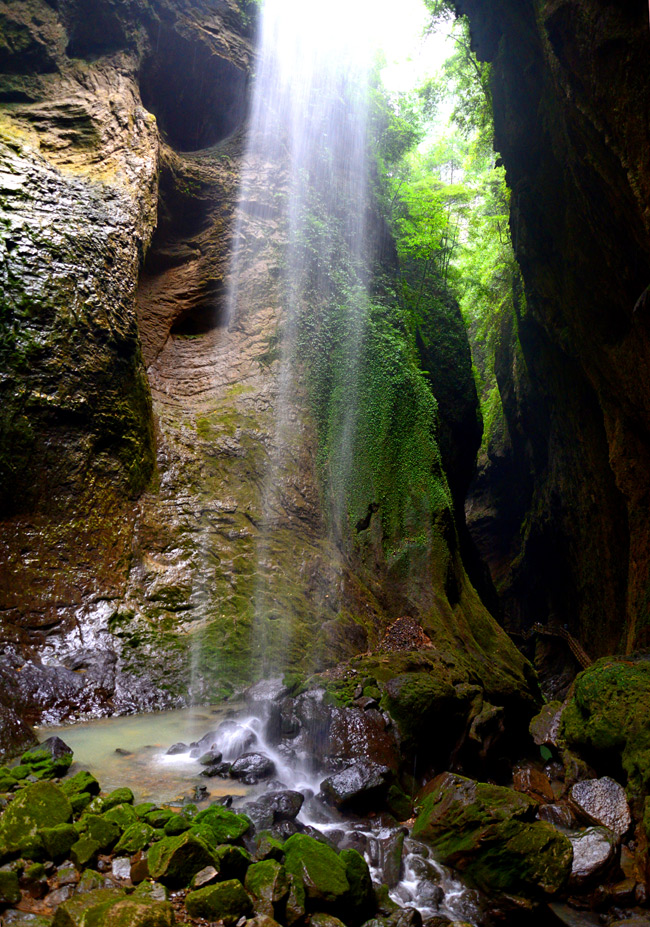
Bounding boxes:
459 0 650 657
0 0 536 725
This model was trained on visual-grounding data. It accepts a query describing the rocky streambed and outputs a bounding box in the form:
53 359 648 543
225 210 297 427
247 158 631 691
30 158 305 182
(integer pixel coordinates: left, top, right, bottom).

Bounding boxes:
2 658 650 927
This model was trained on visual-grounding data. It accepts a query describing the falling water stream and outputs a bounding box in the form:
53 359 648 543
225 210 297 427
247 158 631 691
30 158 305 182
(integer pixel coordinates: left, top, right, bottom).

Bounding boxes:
42 2 482 923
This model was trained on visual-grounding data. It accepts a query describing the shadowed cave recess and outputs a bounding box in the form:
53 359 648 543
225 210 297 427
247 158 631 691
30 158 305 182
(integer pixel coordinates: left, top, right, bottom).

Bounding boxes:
2 0 650 925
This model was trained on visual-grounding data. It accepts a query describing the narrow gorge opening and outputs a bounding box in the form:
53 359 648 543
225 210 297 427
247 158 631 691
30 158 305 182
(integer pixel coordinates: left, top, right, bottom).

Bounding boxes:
2 1 650 926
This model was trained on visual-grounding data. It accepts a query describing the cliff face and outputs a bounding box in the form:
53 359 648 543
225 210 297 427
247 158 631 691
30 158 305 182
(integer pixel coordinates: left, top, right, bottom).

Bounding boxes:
0 0 535 725
460 0 650 657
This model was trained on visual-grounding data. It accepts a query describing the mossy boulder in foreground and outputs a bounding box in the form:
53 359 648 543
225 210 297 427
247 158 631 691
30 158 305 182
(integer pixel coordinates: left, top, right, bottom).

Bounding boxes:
185 878 253 924
0 781 72 861
283 834 350 912
412 772 573 898
561 658 650 797
147 830 216 886
52 887 174 926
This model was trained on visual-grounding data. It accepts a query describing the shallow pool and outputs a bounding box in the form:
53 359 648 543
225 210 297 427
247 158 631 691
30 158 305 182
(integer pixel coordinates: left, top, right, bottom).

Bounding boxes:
37 705 249 805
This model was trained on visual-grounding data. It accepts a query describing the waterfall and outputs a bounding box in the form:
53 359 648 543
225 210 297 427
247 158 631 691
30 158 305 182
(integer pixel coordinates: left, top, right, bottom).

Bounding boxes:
223 0 383 678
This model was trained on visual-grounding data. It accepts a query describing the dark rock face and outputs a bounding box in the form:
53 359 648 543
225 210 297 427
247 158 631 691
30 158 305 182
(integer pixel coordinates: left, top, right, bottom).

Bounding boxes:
458 0 650 656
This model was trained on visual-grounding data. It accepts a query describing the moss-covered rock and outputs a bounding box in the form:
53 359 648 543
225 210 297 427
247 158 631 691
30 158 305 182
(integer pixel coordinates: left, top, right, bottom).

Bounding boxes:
114 822 155 854
61 771 101 798
412 772 572 898
339 849 373 924
20 747 72 780
87 897 174 926
163 814 190 837
245 859 290 918
0 780 72 861
51 887 125 926
144 809 173 829
213 844 251 882
252 831 285 862
70 836 102 869
185 878 253 924
0 868 21 904
41 823 78 860
98 789 135 812
283 834 349 913
147 831 216 886
191 806 250 845
561 658 650 798
77 814 121 851
104 804 139 830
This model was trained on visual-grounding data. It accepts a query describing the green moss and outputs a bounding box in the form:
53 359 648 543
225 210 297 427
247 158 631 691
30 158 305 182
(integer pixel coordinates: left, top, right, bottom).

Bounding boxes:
0 869 20 904
41 823 77 859
191 806 251 845
0 781 72 861
412 773 571 897
103 804 138 829
185 878 253 924
114 822 154 854
21 747 72 780
339 849 373 924
560 658 650 796
245 859 289 917
147 831 216 887
283 834 349 911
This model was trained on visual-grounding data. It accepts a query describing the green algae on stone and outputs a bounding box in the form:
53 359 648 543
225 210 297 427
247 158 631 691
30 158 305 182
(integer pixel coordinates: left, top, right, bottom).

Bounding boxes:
103 804 139 830
339 849 373 924
20 747 72 780
114 822 155 854
0 780 72 861
76 814 121 851
283 834 349 911
245 859 290 918
147 831 216 886
86 897 174 927
561 658 650 797
412 772 571 898
185 877 253 924
41 823 77 860
70 836 102 869
51 887 125 927
213 844 251 881
191 805 251 845
163 813 190 837
60 771 100 798
0 868 21 904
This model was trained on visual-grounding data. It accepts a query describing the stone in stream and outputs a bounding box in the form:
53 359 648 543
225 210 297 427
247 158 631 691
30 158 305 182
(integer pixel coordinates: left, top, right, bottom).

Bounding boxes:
569 777 631 836
320 760 393 811
327 707 399 771
165 743 187 755
245 790 304 830
199 749 223 765
21 737 73 780
412 772 573 898
230 752 276 783
568 826 618 888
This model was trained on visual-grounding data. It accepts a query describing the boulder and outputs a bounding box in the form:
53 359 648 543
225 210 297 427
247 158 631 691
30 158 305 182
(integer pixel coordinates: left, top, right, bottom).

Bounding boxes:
230 753 276 783
340 848 374 924
245 791 304 830
191 805 251 844
147 831 216 886
512 764 555 802
0 869 21 905
283 833 350 913
412 772 572 898
196 722 257 759
21 738 73 780
245 859 290 918
185 878 253 924
569 777 631 837
0 781 72 861
52 888 174 926
166 743 188 755
561 659 650 796
60 772 100 799
320 761 393 811
529 702 564 749
326 707 399 770
114 822 155 854
568 826 618 889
